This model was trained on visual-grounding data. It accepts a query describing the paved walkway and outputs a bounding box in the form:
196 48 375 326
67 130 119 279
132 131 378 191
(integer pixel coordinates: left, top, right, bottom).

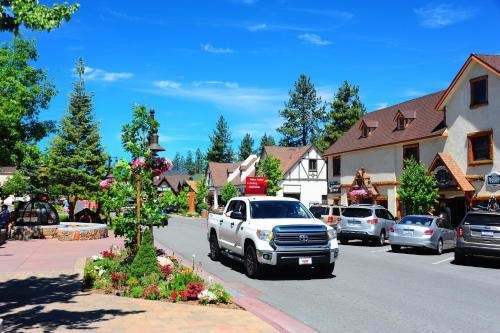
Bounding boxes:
0 236 276 333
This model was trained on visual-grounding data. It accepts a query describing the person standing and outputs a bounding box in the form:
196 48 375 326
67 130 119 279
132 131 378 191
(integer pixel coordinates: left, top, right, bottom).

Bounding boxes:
0 205 10 229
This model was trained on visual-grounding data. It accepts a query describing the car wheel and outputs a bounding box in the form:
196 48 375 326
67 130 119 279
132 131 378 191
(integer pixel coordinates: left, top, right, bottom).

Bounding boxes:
245 244 262 279
435 239 444 255
209 232 221 261
454 249 466 265
316 263 335 277
339 236 349 245
377 230 386 247
391 244 401 252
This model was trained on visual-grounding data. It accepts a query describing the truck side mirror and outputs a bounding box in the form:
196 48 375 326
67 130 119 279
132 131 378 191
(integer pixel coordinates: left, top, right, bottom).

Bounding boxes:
230 211 244 220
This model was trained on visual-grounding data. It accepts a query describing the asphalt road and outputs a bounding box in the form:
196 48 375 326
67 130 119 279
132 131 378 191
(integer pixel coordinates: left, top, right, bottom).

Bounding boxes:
154 216 500 333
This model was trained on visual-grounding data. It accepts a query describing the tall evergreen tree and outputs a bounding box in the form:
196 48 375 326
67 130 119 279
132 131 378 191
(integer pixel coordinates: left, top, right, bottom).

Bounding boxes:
194 148 206 174
206 115 234 162
172 152 182 171
258 133 276 155
184 150 195 175
238 133 255 161
319 80 365 150
46 58 107 220
277 74 325 147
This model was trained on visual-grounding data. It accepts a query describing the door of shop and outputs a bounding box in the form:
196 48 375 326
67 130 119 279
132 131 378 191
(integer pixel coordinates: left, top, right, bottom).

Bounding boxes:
439 197 467 228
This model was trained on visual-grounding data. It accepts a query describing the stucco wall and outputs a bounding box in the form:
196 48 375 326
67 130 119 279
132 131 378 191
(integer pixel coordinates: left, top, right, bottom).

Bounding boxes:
443 62 500 196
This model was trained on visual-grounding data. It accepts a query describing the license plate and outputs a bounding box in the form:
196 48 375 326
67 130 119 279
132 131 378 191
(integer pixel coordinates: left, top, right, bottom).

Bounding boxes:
403 230 414 236
349 220 361 225
299 257 312 265
482 231 494 237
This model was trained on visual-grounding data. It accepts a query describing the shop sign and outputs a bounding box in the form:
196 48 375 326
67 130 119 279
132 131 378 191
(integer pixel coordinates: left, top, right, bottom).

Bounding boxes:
328 181 341 194
486 172 500 188
245 176 267 195
434 166 452 188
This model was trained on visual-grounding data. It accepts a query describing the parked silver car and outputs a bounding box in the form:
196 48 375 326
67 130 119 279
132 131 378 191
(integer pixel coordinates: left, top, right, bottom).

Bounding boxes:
337 204 396 246
389 215 455 255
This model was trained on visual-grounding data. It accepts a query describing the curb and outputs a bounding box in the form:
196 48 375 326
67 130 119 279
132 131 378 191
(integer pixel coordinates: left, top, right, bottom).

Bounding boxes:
154 240 317 333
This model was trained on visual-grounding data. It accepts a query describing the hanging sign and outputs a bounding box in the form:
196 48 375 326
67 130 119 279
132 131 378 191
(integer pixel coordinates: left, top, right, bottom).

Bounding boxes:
245 177 267 195
328 181 341 194
486 172 500 188
434 166 452 188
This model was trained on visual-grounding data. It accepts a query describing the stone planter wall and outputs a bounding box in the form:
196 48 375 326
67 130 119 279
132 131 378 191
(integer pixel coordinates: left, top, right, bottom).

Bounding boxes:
10 222 108 241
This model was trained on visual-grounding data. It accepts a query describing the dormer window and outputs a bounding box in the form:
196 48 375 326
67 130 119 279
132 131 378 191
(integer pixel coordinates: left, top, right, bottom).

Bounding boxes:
361 125 369 138
359 120 378 138
394 110 416 131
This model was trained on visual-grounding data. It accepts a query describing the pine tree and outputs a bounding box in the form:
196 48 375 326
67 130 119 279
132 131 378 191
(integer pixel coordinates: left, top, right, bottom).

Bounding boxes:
319 81 365 151
258 133 276 155
172 152 182 171
184 150 195 175
46 58 107 220
277 74 325 147
238 133 255 161
194 148 206 174
206 115 234 162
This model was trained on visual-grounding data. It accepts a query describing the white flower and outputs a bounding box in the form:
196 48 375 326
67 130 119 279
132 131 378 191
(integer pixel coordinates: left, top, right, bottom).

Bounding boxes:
198 289 217 302
98 269 105 277
91 255 103 261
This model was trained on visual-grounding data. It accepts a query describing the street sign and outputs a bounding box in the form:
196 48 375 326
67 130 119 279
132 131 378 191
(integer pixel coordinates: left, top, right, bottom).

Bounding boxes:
486 172 500 188
245 176 267 196
328 181 341 194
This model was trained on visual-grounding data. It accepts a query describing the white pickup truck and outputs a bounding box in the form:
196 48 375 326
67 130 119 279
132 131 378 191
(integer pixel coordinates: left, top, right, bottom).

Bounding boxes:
207 196 339 278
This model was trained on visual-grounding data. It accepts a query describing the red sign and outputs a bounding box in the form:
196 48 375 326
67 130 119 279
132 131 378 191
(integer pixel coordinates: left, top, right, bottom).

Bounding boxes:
245 177 267 196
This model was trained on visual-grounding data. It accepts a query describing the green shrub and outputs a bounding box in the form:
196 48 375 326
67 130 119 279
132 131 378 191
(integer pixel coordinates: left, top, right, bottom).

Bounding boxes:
210 283 232 304
59 214 69 222
196 202 208 213
94 278 112 290
129 228 160 278
126 277 139 288
139 272 160 287
167 271 204 292
130 285 144 298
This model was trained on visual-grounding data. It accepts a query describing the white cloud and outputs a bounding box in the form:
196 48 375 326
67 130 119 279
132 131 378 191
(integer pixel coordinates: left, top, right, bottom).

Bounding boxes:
298 33 332 46
247 23 268 31
404 89 426 97
414 4 475 28
202 43 234 53
84 66 133 82
154 80 181 89
374 102 389 110
148 80 286 113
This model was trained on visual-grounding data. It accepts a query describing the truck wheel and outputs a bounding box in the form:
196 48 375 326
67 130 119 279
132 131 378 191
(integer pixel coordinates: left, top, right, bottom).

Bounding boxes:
245 244 262 279
339 237 348 245
209 232 221 261
317 263 335 277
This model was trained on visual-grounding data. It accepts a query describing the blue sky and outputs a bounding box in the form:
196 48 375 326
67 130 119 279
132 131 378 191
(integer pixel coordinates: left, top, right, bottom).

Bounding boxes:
3 0 499 160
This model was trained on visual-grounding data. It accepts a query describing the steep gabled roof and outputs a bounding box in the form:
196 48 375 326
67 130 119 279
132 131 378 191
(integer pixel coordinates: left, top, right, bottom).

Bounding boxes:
323 91 446 156
207 161 243 188
263 145 313 175
435 54 500 111
428 153 475 192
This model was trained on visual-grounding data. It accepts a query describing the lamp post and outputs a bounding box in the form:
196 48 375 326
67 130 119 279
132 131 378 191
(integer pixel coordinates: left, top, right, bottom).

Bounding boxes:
136 108 165 247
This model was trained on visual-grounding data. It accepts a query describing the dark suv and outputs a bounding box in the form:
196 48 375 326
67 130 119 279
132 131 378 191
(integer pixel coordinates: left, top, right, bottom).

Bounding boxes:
455 211 500 264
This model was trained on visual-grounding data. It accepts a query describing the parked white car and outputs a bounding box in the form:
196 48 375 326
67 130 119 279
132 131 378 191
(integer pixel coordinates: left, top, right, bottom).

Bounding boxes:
207 196 339 278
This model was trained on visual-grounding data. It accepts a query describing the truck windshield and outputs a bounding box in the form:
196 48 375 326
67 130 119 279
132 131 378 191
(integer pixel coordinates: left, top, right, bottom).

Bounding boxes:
250 201 313 219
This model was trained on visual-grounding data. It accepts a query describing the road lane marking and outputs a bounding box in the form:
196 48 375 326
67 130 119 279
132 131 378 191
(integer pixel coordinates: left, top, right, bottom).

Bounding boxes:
432 257 453 265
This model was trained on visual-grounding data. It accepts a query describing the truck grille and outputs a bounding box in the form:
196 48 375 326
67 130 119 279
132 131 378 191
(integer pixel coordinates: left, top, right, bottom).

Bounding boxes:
273 225 329 246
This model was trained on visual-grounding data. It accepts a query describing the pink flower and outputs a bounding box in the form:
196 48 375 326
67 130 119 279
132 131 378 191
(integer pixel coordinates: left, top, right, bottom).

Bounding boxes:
99 178 114 190
152 157 173 175
131 157 146 169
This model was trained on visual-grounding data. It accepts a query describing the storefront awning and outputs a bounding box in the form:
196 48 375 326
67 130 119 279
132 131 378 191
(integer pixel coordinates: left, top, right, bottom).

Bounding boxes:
428 153 475 193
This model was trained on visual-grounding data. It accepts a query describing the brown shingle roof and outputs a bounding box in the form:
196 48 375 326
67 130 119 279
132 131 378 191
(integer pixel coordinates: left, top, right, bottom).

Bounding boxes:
474 54 500 74
207 161 243 188
429 153 475 192
323 91 446 156
263 145 312 175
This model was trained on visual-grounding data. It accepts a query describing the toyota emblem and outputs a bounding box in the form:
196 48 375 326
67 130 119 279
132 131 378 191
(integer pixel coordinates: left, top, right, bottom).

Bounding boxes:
299 234 309 243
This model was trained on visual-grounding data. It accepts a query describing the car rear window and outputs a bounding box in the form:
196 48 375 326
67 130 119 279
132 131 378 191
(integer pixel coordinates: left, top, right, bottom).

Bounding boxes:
309 206 328 216
464 214 500 226
332 208 341 216
342 208 372 218
399 216 433 226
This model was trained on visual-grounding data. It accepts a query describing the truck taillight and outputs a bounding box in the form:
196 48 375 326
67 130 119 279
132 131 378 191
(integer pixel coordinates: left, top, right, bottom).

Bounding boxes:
389 227 395 233
367 219 378 224
456 226 463 237
327 216 334 223
424 229 434 235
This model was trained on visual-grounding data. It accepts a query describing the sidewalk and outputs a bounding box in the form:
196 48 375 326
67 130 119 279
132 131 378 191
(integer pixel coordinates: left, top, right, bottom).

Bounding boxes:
0 237 276 333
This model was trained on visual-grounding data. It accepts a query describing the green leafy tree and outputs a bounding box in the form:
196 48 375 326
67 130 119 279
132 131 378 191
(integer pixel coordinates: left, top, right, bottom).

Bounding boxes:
207 115 234 162
195 177 208 212
238 133 255 160
194 148 206 174
47 58 107 220
0 37 56 166
184 150 195 175
258 132 276 155
1 0 80 34
177 186 189 212
397 158 438 215
319 80 365 150
0 170 28 202
256 155 282 196
277 74 325 147
129 228 160 278
221 182 238 205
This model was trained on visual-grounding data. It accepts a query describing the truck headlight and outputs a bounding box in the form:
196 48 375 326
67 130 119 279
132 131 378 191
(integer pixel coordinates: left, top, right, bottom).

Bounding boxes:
256 230 273 241
327 229 336 240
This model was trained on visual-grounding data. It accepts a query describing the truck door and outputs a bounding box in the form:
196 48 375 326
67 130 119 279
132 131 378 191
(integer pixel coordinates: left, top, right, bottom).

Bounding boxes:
218 200 237 249
226 200 248 255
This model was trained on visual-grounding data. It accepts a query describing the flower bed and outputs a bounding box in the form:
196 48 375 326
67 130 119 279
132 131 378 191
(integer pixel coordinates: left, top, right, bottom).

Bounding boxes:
83 247 233 307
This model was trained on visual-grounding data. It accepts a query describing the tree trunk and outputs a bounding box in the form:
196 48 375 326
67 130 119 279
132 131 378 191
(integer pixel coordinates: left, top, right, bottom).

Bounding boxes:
68 196 77 221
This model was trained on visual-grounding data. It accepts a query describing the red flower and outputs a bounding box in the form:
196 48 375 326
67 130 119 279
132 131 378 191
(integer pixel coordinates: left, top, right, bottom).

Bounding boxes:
160 264 174 279
101 250 116 258
185 282 205 300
